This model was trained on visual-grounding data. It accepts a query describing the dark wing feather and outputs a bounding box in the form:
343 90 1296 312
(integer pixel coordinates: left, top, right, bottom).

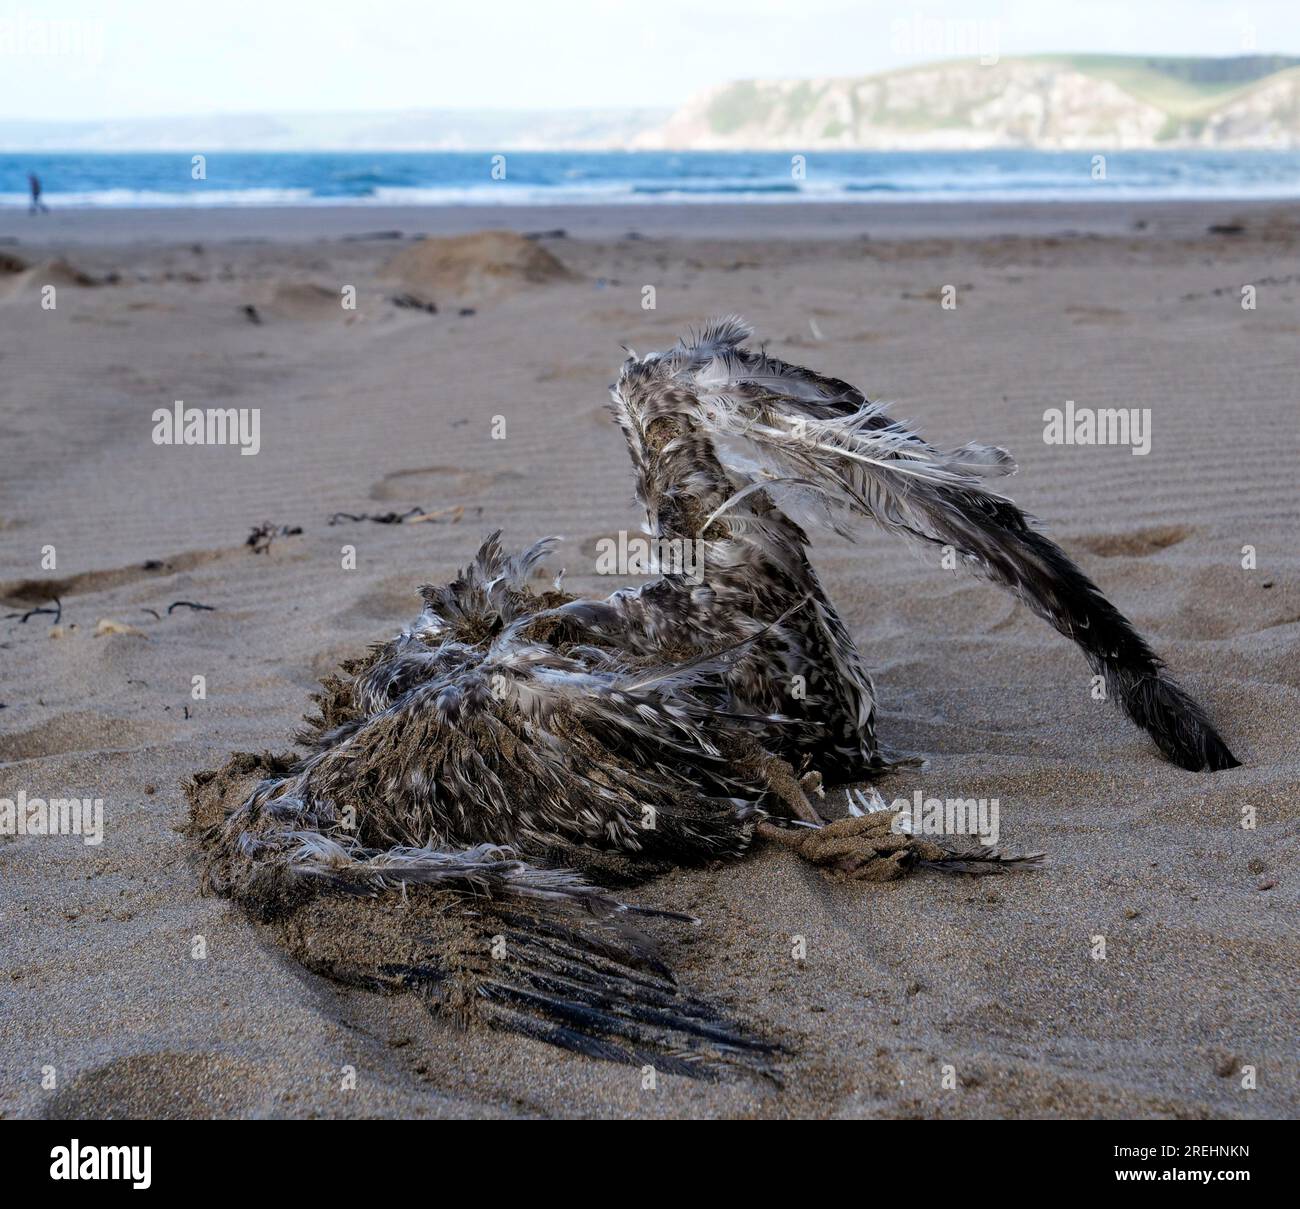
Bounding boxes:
640 316 1237 772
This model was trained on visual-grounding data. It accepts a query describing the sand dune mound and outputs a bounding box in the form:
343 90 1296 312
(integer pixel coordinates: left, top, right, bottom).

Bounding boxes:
40 258 99 287
1 257 99 301
382 230 570 303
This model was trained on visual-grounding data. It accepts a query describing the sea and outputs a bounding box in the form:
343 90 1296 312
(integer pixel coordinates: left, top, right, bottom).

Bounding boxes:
3 150 1300 208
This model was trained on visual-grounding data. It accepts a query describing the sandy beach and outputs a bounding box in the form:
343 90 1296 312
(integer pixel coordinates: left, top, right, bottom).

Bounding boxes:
1 199 1296 1119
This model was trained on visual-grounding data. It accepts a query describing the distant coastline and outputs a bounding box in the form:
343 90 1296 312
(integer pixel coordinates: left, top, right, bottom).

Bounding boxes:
6 55 1300 155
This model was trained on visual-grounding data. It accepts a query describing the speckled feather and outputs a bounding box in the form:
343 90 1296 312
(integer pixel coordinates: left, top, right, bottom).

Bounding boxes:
190 318 1236 1078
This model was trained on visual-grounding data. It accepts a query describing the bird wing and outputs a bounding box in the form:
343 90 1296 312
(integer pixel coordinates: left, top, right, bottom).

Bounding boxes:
614 317 1236 772
187 751 776 1081
186 529 778 1080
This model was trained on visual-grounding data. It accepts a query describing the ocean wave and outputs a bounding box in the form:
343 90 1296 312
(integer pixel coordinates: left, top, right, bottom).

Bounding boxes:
0 186 318 208
3 148 1300 208
7 185 1294 208
630 182 801 195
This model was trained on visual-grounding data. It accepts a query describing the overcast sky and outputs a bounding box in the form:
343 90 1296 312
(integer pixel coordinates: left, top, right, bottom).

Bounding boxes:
1 0 1298 120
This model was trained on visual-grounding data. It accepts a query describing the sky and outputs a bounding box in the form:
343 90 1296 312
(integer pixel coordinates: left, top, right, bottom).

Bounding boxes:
0 0 1297 120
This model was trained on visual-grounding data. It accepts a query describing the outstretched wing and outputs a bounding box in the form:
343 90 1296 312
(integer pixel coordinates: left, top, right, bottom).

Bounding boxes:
615 317 1237 772
184 530 782 1080
187 752 776 1081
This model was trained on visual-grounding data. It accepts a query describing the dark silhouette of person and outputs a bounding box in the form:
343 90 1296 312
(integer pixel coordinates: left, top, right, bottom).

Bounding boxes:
29 173 48 214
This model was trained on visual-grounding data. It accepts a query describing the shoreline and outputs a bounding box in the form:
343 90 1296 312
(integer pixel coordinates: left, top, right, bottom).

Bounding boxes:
0 197 1293 245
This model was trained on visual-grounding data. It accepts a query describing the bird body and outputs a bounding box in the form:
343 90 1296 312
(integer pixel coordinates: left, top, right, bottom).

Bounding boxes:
189 319 1236 1076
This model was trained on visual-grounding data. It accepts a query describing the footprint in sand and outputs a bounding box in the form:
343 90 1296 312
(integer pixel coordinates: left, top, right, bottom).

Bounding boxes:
1064 304 1127 326
1 547 232 609
368 464 521 503
258 281 355 322
329 575 428 630
40 1052 271 1120
1073 525 1191 558
0 711 170 763
536 359 608 385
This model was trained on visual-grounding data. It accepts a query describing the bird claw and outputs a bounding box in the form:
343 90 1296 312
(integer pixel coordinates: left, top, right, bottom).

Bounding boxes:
845 785 890 817
799 770 825 800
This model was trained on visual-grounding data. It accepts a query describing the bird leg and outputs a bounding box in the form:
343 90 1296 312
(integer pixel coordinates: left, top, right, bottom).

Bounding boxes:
756 751 826 824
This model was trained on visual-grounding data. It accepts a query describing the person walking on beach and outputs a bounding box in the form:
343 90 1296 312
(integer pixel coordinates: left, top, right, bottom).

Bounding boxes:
28 173 48 214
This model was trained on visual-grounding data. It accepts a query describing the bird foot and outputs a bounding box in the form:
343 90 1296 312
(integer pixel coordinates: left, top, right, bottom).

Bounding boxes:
759 813 1044 881
760 813 920 880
